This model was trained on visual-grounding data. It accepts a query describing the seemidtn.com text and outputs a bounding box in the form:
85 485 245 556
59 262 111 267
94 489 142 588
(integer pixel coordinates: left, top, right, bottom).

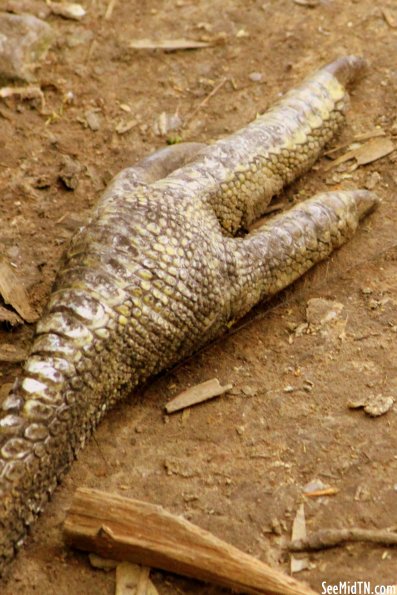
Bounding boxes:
322 583 396 595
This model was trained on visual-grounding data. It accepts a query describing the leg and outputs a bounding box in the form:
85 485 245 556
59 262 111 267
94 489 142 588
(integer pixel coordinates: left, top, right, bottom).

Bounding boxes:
226 190 379 320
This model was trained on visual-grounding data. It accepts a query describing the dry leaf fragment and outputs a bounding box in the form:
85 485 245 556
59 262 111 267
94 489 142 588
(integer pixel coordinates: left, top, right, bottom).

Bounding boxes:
353 137 395 165
326 137 395 170
324 129 386 156
293 0 319 6
119 104 131 113
165 378 233 413
382 8 397 28
0 259 38 323
129 38 212 51
290 505 309 574
115 119 138 135
292 504 307 542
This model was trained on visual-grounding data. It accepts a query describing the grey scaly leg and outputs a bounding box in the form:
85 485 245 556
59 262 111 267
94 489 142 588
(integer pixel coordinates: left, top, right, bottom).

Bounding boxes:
102 141 207 195
0 56 378 575
153 56 366 235
227 190 379 321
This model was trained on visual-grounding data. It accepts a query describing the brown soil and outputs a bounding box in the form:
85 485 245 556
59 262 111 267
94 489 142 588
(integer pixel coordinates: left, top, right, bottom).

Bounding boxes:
1 0 397 593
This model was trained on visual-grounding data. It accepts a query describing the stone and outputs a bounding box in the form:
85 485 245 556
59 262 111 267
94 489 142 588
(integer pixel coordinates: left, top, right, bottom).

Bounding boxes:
85 110 102 131
58 155 83 190
0 13 55 82
306 298 345 326
248 72 263 82
4 1 51 20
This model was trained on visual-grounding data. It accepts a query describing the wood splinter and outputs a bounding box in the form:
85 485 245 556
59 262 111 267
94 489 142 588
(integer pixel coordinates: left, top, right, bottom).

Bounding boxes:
64 488 316 595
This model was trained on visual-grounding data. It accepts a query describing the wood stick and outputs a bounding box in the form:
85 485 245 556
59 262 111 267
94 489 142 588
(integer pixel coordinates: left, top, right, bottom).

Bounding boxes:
289 528 397 552
64 488 316 595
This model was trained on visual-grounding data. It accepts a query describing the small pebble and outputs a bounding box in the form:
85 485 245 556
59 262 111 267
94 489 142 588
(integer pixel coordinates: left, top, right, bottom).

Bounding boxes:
364 171 381 190
248 72 263 82
306 298 344 326
85 110 101 131
303 479 328 494
270 518 282 535
48 1 86 20
241 385 257 397
364 394 394 417
59 155 82 190
369 299 380 310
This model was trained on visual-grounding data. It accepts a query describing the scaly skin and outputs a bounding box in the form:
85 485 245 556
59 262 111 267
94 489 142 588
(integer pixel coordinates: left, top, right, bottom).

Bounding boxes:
0 56 379 574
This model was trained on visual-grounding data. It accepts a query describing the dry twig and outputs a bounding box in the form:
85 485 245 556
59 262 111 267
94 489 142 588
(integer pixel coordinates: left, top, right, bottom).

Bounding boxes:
104 0 117 19
289 528 397 552
184 78 228 126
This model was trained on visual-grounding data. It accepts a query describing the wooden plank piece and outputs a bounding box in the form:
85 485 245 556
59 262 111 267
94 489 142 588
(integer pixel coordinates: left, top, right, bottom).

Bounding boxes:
165 377 233 414
64 488 316 595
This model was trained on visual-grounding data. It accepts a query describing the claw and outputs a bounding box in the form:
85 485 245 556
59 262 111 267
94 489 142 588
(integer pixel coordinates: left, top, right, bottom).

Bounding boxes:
323 55 367 86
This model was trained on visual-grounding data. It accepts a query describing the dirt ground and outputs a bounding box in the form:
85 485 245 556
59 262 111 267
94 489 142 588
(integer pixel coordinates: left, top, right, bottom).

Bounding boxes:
1 0 397 593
